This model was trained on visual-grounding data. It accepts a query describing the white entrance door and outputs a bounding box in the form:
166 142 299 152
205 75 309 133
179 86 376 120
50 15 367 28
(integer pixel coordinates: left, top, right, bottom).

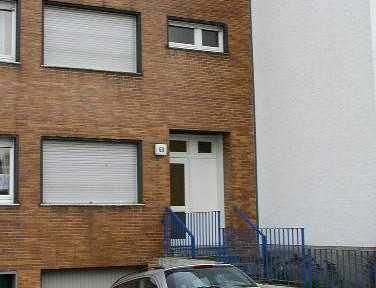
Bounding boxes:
169 134 225 228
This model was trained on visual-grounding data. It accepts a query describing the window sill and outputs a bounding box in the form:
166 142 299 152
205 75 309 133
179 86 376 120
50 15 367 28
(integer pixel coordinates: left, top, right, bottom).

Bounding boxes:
41 65 143 77
0 60 21 66
0 203 20 209
167 45 229 56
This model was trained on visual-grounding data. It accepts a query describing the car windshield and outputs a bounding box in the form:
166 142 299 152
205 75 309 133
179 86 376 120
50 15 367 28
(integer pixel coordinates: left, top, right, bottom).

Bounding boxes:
164 266 257 288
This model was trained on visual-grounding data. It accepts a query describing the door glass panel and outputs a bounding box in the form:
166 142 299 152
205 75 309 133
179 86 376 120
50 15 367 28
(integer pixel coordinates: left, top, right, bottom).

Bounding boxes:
202 29 219 47
169 140 187 153
170 163 185 206
0 147 10 195
198 141 212 153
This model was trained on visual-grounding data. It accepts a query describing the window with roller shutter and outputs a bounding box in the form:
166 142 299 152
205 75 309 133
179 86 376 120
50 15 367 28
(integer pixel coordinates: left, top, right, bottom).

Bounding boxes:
43 3 140 73
42 139 141 205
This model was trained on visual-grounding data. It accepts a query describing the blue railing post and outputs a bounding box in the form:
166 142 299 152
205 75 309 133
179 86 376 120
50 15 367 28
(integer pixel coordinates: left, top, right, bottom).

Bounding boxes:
307 248 312 288
221 228 227 263
301 228 306 287
262 234 268 279
217 211 222 260
162 214 168 256
191 239 196 259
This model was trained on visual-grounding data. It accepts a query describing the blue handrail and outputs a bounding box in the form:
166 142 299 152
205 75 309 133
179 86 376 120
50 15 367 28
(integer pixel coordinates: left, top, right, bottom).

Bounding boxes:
234 206 268 279
165 207 196 259
234 206 265 237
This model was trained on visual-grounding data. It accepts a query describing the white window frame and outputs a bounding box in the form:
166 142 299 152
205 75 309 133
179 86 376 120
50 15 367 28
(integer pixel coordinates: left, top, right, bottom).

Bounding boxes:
0 138 15 205
168 20 224 53
0 1 17 62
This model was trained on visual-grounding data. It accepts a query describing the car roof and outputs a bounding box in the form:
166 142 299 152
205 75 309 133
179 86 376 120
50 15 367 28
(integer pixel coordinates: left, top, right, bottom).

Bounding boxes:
110 264 234 287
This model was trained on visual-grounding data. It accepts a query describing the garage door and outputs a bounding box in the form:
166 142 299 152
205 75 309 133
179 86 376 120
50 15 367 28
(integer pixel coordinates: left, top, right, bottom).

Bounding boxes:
42 267 135 288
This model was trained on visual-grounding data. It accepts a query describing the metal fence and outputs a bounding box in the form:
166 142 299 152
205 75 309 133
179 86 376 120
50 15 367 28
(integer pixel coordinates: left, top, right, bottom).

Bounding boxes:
163 207 196 258
261 227 306 283
163 208 221 259
163 207 376 288
228 207 306 283
306 248 376 288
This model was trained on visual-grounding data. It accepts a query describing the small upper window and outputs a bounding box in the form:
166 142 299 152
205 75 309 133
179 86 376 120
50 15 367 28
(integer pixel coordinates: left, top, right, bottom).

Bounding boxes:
168 20 225 53
0 138 15 204
0 0 17 62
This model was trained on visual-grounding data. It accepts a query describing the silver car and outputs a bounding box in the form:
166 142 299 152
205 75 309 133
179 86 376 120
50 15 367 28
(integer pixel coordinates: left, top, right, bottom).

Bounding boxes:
109 264 258 288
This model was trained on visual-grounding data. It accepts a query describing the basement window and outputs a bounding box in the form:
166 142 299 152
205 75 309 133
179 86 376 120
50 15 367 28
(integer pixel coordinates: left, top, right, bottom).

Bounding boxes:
168 19 226 53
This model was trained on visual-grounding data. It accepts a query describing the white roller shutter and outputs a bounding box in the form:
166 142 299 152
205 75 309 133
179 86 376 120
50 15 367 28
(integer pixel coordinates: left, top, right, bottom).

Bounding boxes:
44 5 137 72
42 140 139 204
42 267 135 288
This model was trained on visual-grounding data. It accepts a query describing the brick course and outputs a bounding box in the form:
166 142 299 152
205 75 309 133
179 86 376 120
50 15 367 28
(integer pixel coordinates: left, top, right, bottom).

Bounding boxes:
0 0 256 287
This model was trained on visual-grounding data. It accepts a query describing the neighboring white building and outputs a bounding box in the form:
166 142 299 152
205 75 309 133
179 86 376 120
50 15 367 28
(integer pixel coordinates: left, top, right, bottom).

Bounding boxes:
251 0 376 247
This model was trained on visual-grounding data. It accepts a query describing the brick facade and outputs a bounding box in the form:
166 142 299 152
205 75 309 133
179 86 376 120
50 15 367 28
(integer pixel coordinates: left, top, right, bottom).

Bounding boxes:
0 0 256 287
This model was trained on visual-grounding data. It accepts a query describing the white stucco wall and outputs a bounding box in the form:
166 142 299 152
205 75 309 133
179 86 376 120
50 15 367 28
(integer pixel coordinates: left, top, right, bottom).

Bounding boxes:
252 0 376 247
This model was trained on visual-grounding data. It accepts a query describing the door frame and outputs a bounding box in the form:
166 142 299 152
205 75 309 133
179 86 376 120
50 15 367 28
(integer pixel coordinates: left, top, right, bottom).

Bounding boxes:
169 134 225 226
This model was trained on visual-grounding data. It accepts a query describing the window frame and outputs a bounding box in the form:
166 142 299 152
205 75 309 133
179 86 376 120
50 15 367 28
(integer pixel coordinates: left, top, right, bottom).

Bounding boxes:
0 271 18 288
41 1 142 74
167 17 228 54
0 0 19 63
40 136 143 206
0 136 17 205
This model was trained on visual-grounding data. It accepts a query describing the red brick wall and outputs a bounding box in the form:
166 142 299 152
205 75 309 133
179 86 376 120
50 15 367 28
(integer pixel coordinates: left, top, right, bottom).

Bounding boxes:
0 0 256 287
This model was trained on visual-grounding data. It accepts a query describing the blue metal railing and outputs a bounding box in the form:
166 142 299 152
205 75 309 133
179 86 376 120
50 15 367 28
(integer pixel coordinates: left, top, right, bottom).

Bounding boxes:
306 248 376 288
163 209 222 259
163 207 376 288
230 207 306 284
260 227 306 283
163 207 196 259
233 207 269 279
186 211 222 257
